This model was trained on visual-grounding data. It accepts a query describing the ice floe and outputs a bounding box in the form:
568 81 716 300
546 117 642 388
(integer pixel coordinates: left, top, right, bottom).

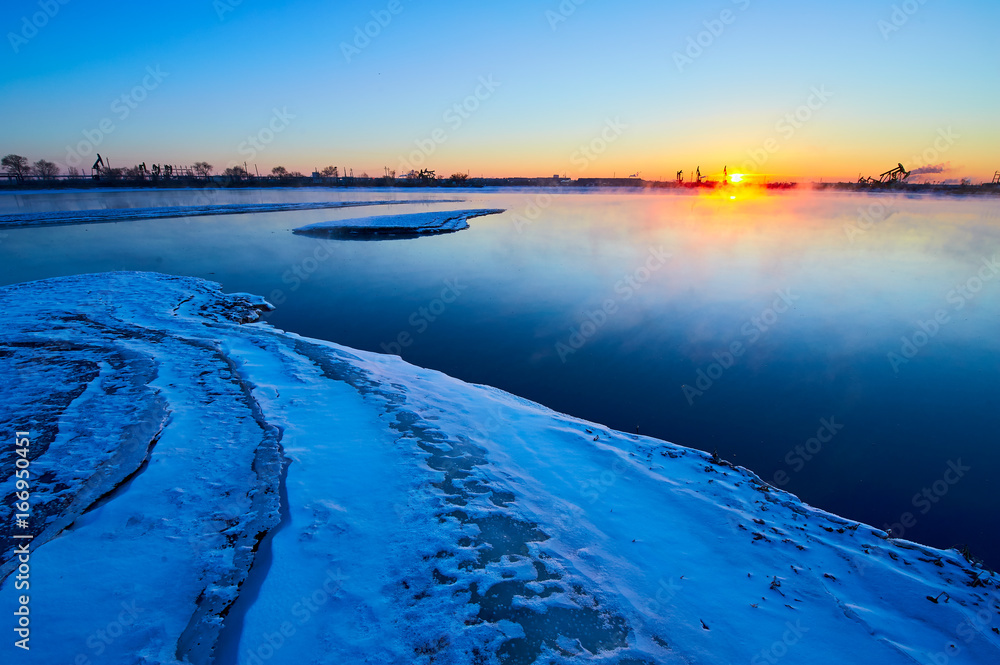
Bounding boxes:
292 208 506 238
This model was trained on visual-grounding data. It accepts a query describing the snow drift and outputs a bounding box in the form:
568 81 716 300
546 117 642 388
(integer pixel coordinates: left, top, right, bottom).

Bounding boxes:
0 272 997 664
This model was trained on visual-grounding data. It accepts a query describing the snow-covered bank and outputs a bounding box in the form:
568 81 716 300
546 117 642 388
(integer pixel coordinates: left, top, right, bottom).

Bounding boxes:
0 199 462 228
292 208 506 238
1 272 998 664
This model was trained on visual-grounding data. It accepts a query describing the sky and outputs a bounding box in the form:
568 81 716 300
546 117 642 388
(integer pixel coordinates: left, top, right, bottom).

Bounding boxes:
1 0 998 182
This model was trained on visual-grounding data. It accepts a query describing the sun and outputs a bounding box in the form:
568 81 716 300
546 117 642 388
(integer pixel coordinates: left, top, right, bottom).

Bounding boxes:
730 173 745 183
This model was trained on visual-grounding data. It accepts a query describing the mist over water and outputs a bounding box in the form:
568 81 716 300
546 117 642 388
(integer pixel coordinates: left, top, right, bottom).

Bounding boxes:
2 186 998 565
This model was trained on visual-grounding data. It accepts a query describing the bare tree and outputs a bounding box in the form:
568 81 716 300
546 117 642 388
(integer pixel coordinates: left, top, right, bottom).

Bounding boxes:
271 165 289 178
223 165 247 180
450 172 469 183
192 161 213 178
33 159 60 180
320 165 338 177
67 166 81 179
2 154 29 182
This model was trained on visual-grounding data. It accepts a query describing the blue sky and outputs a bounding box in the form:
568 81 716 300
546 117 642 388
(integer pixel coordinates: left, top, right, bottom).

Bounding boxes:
1 0 997 180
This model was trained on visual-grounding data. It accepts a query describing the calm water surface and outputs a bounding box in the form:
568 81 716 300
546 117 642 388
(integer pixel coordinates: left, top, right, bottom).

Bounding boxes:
2 186 998 564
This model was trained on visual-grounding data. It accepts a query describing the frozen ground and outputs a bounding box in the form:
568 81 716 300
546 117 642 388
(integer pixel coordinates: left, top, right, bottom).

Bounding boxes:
1 272 998 664
0 199 462 228
292 208 506 238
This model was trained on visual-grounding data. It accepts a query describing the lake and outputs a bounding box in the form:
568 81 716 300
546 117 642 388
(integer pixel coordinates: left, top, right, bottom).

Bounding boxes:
2 186 998 565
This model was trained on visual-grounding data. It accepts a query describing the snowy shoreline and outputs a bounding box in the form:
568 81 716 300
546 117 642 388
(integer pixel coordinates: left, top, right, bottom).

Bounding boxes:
0 199 464 229
1 272 998 664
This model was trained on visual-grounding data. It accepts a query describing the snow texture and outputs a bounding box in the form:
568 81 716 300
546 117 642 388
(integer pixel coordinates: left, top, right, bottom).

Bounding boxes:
1 272 998 665
0 200 462 229
292 208 507 238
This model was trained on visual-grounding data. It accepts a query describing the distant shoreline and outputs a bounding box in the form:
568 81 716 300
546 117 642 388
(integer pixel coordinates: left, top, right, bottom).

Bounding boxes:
2 176 999 196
